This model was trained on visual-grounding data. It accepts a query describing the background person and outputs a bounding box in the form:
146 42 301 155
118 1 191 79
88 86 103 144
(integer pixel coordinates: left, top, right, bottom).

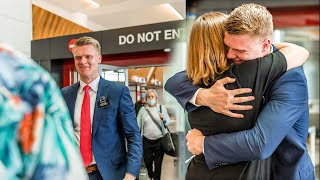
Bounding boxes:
137 89 171 180
135 86 147 116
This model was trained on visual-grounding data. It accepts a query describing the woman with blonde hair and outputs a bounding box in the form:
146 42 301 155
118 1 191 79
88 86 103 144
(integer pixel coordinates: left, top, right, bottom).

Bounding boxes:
184 11 308 179
137 89 171 180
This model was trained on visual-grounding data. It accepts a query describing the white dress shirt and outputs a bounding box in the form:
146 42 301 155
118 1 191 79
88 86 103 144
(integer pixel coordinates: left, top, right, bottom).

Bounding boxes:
189 89 201 107
74 76 100 165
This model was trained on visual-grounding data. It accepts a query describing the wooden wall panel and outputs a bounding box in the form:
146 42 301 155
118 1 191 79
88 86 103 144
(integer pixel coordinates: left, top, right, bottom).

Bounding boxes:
128 66 167 86
32 5 91 40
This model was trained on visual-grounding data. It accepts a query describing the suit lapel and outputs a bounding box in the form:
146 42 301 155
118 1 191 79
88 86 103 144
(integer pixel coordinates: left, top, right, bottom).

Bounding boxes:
92 78 111 137
69 83 80 124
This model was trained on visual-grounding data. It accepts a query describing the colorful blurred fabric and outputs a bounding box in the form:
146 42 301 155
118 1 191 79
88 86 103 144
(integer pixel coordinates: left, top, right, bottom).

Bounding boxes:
0 44 88 180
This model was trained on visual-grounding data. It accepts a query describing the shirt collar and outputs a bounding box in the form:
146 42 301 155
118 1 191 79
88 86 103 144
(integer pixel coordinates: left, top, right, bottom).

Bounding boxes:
79 76 100 93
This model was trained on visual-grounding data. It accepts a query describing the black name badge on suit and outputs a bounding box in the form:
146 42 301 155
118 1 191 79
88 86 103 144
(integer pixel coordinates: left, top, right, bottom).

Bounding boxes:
98 96 110 108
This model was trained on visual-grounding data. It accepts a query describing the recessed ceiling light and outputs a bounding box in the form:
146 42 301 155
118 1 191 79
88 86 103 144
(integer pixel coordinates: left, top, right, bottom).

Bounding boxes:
86 0 101 8
162 3 184 20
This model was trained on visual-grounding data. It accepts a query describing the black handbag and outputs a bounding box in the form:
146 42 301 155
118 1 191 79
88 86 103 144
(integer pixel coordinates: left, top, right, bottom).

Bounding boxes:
145 106 178 157
161 127 178 157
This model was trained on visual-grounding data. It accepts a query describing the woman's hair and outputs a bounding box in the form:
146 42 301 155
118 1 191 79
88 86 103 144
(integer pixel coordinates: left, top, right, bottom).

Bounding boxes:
72 36 101 55
186 12 229 86
146 89 158 101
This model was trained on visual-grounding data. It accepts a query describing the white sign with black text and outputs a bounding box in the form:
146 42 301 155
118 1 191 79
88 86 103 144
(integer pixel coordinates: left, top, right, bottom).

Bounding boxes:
118 28 183 45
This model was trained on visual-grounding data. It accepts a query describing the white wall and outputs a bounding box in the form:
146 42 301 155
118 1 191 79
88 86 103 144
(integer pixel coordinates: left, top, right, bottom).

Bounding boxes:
0 0 32 57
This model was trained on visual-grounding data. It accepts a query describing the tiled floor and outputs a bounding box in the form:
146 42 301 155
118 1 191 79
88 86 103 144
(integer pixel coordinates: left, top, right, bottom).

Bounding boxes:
139 155 178 180
161 155 178 180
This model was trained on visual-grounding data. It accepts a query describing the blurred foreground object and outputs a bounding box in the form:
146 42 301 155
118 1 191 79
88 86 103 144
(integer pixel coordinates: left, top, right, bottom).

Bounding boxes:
0 43 87 180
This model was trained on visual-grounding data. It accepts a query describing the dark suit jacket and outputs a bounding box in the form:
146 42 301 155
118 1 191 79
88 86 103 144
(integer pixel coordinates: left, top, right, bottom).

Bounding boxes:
164 67 315 180
61 77 142 180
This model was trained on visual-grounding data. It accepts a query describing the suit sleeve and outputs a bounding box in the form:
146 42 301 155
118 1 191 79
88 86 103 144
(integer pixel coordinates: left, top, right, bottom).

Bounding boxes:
164 70 201 112
118 86 143 177
203 67 308 169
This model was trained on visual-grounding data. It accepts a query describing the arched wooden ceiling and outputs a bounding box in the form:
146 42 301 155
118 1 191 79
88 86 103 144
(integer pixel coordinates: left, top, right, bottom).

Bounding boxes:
32 5 91 40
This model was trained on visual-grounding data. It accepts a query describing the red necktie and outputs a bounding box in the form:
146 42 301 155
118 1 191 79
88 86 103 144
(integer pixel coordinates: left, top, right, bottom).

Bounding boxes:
80 85 92 167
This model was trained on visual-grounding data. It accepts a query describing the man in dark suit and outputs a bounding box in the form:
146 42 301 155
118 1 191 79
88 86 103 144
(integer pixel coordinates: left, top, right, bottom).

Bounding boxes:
165 3 315 180
61 36 142 180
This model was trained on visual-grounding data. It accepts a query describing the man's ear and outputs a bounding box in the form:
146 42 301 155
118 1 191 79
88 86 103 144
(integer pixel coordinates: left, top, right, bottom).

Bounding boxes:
98 55 102 63
262 39 271 53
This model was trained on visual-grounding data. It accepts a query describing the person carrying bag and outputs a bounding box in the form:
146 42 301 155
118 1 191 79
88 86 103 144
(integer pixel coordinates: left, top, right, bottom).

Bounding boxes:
136 89 171 180
146 105 178 157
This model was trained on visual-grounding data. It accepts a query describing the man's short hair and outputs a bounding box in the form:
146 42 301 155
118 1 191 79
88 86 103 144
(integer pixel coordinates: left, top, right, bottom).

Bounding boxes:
73 36 101 55
224 3 273 39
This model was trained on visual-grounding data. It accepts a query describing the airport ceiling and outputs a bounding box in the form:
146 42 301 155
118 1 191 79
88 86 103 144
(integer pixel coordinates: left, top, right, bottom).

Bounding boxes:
32 0 185 31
